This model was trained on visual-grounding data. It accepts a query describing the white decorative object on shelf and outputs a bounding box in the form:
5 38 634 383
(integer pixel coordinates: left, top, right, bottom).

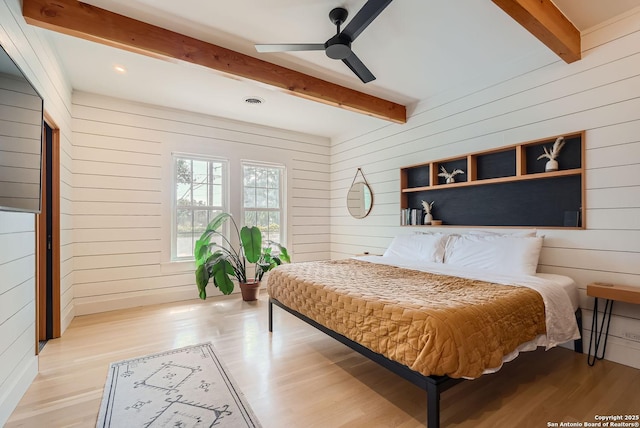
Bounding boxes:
438 166 464 184
421 200 434 224
537 136 565 172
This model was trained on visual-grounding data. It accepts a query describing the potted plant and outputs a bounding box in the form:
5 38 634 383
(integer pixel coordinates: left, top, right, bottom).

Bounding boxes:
438 166 465 184
421 200 434 224
194 212 290 301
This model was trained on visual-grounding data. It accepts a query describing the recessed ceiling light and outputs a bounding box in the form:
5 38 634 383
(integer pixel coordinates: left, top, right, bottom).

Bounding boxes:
113 65 127 74
244 96 265 105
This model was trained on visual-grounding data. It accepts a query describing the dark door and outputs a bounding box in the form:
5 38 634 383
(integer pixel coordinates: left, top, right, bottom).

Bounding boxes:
37 118 60 347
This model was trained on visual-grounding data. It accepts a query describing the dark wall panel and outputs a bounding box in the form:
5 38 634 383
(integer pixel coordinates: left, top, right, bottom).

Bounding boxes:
407 175 582 227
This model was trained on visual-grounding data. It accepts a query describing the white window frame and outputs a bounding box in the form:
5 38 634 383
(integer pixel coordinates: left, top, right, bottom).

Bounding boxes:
241 161 286 246
171 153 228 261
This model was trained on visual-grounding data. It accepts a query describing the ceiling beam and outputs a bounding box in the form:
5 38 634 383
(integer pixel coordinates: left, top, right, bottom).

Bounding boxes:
491 0 581 63
22 0 407 124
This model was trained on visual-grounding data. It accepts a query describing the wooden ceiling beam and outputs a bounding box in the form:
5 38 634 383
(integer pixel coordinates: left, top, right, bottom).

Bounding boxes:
22 0 406 124
491 0 581 63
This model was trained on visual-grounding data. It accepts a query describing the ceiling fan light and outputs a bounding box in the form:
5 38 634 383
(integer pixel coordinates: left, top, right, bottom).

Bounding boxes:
325 43 351 60
325 35 352 60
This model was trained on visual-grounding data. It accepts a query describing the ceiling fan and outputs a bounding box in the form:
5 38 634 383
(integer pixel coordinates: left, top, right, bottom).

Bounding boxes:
255 0 393 83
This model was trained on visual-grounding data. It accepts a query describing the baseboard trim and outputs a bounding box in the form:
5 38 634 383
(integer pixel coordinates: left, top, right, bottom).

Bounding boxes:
61 304 74 334
0 353 38 426
73 286 237 316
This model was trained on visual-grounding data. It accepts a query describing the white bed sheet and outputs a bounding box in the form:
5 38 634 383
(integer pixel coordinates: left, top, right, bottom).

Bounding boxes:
354 255 581 375
536 273 580 311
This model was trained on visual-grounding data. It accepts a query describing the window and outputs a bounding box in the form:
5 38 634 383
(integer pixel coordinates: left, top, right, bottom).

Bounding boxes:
242 162 285 245
173 155 227 259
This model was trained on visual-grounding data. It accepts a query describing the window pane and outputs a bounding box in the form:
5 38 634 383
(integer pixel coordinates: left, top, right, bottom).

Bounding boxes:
193 210 209 236
211 164 222 184
242 163 284 246
176 235 193 258
244 187 255 208
192 160 208 181
256 210 269 230
267 169 279 188
255 167 267 187
245 210 257 227
244 166 255 186
176 182 191 206
207 209 222 229
176 208 192 232
192 181 209 206
256 188 267 208
268 189 279 208
211 183 222 206
176 159 192 184
176 208 193 258
174 156 227 259
268 212 280 243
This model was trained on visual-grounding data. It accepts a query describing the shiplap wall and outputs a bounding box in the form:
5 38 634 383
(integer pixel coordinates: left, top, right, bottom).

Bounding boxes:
0 0 73 424
71 92 330 315
330 9 640 369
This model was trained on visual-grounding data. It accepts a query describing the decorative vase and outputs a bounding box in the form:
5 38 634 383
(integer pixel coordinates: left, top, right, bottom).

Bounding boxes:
424 213 433 225
545 159 559 172
446 177 454 184
239 281 261 301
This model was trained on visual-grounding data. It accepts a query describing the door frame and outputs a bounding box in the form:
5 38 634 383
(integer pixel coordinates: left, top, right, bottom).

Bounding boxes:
35 111 61 352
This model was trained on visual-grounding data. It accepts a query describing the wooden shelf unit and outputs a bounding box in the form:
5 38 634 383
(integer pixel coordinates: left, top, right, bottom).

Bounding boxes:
400 131 585 228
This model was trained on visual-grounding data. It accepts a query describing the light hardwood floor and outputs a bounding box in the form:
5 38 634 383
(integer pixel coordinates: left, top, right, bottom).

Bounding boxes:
7 293 640 427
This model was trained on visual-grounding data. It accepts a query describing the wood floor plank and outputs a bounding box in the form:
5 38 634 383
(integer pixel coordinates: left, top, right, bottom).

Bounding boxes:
7 294 640 427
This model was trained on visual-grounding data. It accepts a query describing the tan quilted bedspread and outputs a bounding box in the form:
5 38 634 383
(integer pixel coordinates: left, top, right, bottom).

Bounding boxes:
267 259 546 379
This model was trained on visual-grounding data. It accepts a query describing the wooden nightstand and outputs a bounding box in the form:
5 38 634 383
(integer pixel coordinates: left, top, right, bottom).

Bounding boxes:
586 282 640 366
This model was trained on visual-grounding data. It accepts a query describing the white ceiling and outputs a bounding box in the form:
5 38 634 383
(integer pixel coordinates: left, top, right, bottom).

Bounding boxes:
43 0 640 140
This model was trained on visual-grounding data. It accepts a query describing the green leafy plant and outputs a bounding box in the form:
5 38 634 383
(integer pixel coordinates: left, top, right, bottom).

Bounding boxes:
194 212 290 299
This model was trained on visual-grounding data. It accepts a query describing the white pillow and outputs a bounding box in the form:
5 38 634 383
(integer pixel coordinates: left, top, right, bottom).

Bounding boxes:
466 229 538 238
383 233 447 263
444 234 543 275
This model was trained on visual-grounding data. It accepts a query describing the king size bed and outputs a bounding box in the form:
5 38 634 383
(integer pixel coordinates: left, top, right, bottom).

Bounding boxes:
267 232 582 428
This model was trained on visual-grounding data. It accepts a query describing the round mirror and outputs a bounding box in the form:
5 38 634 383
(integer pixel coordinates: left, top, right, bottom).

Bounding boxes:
347 182 373 219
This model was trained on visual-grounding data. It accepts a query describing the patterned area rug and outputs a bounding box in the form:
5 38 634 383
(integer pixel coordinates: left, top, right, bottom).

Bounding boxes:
96 343 261 427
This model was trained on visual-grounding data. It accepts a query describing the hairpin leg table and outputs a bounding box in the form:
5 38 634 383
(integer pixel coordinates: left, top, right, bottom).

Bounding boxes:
586 282 640 366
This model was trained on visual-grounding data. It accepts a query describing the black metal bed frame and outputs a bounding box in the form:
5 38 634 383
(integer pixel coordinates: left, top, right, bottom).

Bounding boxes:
269 297 583 428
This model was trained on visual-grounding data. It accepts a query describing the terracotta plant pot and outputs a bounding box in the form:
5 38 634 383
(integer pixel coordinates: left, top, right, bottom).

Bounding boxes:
239 281 261 301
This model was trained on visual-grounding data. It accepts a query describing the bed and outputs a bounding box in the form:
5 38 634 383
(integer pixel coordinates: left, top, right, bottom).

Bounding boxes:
267 232 582 427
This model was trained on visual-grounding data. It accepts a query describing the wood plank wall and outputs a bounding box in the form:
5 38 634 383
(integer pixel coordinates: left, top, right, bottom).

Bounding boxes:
330 9 640 370
0 0 73 425
70 92 331 315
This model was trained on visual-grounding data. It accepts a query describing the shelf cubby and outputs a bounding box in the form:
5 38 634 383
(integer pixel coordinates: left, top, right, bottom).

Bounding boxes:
400 131 585 228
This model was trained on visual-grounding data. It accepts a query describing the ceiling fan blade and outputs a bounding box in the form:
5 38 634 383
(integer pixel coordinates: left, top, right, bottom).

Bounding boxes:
255 44 325 53
342 52 375 83
342 0 393 42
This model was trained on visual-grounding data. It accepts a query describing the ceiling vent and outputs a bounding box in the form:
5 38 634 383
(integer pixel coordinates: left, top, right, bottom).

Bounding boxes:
244 96 265 105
